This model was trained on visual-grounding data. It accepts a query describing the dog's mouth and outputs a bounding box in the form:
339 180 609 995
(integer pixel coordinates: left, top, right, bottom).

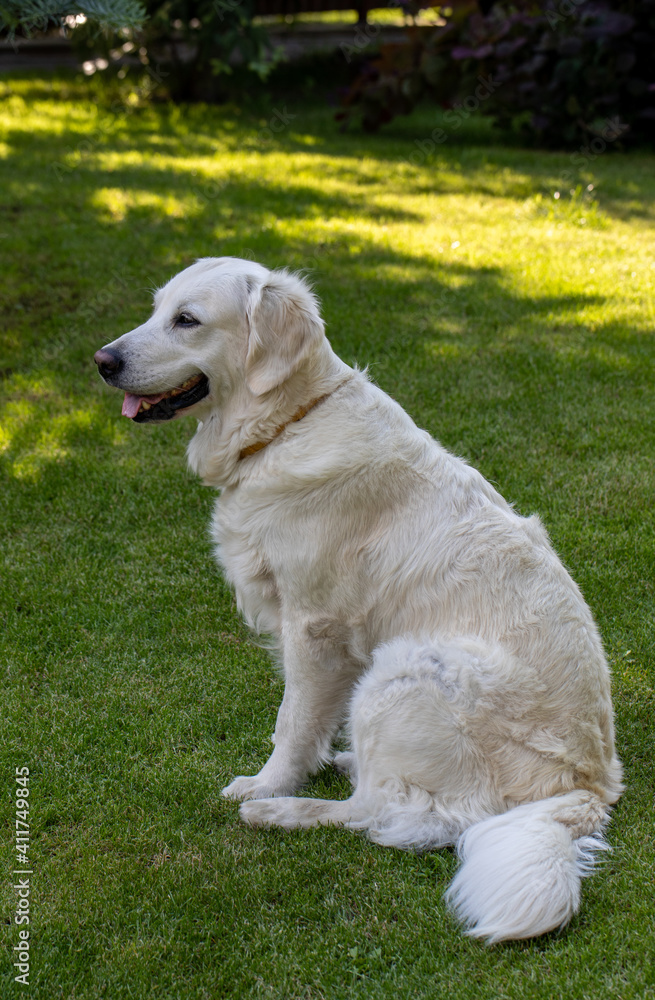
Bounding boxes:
122 373 210 423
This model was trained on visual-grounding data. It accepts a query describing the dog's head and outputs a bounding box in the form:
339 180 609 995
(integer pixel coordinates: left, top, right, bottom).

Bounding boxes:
94 257 325 423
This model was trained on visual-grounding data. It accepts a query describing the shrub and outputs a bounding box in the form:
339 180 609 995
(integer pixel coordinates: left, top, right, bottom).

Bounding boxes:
340 0 655 147
59 0 276 102
133 0 275 101
0 0 145 37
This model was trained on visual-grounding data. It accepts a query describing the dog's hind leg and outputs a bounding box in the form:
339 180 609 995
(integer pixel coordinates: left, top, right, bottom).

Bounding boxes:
339 635 510 850
239 636 505 841
239 794 370 831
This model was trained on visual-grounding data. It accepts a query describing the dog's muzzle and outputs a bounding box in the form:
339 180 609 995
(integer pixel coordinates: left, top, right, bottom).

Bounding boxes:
94 344 211 422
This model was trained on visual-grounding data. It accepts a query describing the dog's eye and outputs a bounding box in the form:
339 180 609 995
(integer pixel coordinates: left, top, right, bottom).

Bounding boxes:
174 312 200 328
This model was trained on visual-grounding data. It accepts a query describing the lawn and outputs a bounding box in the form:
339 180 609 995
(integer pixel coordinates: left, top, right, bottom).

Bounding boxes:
1 72 654 999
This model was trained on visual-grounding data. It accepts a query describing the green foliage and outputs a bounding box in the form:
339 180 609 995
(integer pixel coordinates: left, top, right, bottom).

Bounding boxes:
2 0 276 100
0 0 145 35
132 0 277 101
341 0 655 147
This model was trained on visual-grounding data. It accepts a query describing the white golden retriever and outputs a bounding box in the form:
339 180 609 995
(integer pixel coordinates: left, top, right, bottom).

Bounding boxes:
95 257 623 942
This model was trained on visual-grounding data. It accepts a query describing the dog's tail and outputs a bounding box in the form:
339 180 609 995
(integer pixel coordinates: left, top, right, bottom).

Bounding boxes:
445 789 611 943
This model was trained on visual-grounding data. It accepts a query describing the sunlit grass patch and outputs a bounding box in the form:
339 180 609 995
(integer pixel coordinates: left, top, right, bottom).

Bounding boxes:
526 183 609 229
90 187 196 222
0 374 111 480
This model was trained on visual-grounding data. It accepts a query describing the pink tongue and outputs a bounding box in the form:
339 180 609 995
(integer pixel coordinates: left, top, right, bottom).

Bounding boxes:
122 392 165 418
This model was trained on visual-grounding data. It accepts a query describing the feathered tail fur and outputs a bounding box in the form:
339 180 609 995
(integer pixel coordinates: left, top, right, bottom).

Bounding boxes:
445 790 611 943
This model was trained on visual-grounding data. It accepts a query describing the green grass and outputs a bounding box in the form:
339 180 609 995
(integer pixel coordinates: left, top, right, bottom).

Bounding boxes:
255 6 444 24
1 72 654 999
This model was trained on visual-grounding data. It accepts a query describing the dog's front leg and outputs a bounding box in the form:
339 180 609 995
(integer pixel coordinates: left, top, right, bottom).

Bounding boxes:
222 623 357 801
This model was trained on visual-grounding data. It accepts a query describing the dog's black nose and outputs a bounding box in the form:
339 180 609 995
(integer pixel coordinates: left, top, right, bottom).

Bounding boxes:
94 347 123 379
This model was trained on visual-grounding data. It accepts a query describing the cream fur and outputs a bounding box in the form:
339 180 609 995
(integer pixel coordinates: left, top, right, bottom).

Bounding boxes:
98 257 623 942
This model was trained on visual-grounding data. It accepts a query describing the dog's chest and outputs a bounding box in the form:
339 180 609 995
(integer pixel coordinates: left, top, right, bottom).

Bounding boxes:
210 492 283 633
209 482 373 638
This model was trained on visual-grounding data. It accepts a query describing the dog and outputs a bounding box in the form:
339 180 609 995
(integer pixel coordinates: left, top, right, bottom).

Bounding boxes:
95 256 623 942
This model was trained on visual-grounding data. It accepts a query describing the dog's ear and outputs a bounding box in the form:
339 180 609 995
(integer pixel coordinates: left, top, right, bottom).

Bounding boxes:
245 271 325 396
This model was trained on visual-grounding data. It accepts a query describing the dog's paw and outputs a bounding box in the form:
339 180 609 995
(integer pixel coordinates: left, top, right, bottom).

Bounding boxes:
239 798 292 829
222 774 292 802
